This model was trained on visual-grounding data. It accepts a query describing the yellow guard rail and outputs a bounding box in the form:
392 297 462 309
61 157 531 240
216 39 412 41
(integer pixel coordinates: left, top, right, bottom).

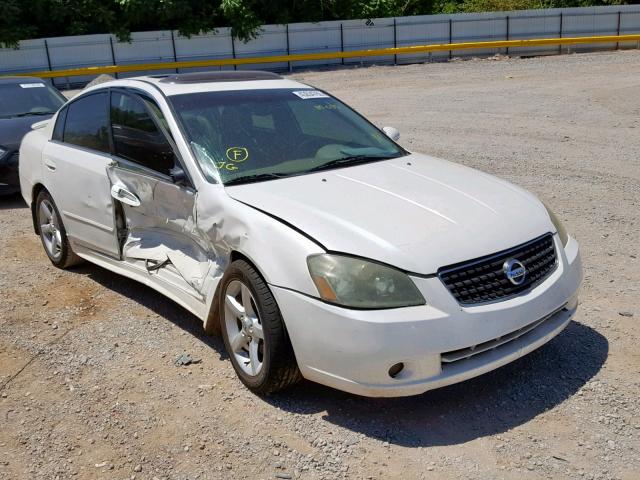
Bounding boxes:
4 34 640 79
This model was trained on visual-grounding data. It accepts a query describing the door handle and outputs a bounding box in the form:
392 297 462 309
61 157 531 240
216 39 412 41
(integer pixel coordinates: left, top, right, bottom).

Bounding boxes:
43 159 56 172
110 185 141 207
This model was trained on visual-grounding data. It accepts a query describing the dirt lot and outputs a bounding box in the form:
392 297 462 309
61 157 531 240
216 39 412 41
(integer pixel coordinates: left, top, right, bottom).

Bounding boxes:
1 50 639 480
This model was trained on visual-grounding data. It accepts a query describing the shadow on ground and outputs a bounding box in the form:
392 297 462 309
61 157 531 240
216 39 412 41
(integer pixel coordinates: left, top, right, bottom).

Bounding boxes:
269 320 608 447
0 193 27 210
75 262 227 356
76 261 607 448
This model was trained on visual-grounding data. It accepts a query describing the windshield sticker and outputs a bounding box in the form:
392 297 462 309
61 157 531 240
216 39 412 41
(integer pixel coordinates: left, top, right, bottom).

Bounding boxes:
226 147 249 163
293 90 330 100
314 103 339 111
20 83 46 89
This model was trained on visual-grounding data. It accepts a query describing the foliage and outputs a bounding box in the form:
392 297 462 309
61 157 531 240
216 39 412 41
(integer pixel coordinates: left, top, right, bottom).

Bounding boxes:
459 0 555 11
0 0 35 48
0 0 636 48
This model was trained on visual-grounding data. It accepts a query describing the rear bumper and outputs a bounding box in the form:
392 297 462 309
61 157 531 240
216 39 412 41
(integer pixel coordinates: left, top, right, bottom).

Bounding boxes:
273 234 582 397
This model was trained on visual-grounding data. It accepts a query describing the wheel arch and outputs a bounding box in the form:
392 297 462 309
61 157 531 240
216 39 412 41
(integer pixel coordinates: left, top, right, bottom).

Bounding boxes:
229 250 267 278
204 249 271 336
215 251 303 392
30 183 48 234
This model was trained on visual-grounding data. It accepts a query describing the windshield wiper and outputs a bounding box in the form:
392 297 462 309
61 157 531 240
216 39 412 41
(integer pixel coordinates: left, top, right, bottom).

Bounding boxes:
13 111 56 117
307 154 397 173
224 172 289 186
224 155 400 185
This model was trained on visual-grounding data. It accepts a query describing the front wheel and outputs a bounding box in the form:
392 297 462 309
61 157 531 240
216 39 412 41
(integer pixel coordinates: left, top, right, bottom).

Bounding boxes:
219 260 301 394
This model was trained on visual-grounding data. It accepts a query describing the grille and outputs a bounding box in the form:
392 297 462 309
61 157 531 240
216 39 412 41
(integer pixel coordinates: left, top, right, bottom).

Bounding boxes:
441 306 563 364
438 233 557 306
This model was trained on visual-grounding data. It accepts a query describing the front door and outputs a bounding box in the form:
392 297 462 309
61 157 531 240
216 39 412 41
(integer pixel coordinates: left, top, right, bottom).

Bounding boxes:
107 90 215 300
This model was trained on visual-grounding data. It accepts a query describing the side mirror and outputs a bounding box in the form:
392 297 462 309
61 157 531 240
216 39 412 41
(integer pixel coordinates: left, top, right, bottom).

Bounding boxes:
382 126 400 142
169 165 187 185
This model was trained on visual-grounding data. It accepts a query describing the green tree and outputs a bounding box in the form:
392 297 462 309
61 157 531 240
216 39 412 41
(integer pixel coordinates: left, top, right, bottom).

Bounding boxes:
0 0 637 48
0 0 34 48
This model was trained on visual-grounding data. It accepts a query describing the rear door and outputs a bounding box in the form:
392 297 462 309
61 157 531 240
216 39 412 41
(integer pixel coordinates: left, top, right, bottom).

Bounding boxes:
107 90 214 299
42 91 120 257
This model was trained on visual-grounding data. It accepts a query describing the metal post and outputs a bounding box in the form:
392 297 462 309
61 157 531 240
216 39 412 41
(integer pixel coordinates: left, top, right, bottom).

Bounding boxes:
109 36 118 79
170 30 178 73
43 39 54 88
505 16 510 56
558 12 563 54
340 23 345 65
393 18 397 65
286 24 292 72
231 30 237 71
44 39 52 71
449 19 453 60
616 11 621 50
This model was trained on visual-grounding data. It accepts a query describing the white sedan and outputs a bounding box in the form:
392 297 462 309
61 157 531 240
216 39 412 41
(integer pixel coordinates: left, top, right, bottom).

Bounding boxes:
19 71 582 397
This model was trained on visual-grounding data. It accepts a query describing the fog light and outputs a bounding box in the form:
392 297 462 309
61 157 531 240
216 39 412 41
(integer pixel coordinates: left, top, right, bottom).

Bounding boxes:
388 362 404 378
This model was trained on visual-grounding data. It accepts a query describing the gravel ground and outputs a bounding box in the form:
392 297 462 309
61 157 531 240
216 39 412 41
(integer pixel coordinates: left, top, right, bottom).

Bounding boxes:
1 50 639 480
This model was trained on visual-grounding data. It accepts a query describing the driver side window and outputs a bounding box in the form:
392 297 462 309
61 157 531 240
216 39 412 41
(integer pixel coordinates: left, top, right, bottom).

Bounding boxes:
110 91 175 176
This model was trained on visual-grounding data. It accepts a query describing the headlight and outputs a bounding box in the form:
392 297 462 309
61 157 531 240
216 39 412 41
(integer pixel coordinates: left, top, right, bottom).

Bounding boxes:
307 254 426 308
0 146 7 159
544 203 569 247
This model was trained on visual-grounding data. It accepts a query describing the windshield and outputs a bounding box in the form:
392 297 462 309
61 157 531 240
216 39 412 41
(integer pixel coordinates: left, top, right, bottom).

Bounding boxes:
169 89 406 185
0 82 66 119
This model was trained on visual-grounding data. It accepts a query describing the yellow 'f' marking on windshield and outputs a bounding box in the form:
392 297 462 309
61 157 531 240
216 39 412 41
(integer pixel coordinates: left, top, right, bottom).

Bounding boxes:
226 147 249 162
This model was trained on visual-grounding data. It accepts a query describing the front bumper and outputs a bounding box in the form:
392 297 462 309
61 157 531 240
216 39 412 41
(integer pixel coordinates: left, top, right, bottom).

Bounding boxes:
0 151 20 195
273 234 582 397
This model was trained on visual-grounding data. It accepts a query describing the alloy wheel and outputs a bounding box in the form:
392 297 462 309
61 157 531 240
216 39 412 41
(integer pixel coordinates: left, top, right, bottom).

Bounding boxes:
39 199 63 261
223 279 264 376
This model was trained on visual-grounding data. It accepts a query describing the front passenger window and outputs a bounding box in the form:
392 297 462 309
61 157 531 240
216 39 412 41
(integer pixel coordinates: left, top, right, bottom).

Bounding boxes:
111 92 175 176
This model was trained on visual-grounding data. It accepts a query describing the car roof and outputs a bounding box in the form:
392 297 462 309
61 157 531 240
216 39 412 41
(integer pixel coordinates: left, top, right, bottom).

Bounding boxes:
82 70 311 97
156 71 283 84
0 76 48 86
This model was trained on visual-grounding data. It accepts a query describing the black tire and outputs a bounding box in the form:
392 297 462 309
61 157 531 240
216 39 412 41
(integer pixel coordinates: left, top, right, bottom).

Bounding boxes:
219 260 301 394
35 190 83 269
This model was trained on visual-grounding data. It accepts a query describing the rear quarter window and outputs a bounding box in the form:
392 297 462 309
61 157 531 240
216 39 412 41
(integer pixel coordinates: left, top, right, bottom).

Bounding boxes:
52 107 67 142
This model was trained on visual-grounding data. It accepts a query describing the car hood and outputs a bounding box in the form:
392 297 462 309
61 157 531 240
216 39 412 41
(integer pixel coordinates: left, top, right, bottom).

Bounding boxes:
0 116 52 150
226 153 554 274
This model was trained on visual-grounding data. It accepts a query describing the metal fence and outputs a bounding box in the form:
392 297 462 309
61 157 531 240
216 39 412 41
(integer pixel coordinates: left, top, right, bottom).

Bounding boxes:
1 5 640 88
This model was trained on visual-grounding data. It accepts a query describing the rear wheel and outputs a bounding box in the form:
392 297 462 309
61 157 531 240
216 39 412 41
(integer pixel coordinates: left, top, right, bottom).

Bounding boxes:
36 190 82 269
219 260 301 394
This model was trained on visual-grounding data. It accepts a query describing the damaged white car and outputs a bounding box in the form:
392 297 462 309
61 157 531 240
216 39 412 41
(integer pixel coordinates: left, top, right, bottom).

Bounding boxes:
19 71 582 397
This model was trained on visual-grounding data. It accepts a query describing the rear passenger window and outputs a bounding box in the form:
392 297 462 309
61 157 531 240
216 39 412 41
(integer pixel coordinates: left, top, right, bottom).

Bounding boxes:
63 93 110 153
52 107 67 142
110 92 175 176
